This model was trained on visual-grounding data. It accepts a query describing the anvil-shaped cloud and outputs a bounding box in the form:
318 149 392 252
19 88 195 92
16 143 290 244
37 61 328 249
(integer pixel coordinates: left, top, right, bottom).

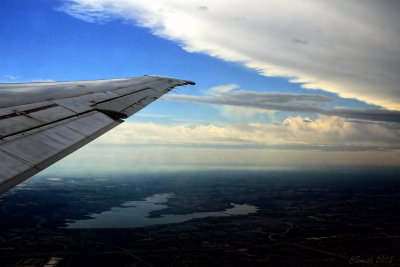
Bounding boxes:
61 0 400 109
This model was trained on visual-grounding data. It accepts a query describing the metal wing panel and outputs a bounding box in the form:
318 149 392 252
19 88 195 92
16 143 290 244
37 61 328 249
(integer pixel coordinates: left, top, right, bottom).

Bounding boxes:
0 116 43 137
0 150 34 183
1 125 89 167
93 89 160 117
0 103 76 137
61 111 122 139
0 111 121 194
0 101 54 116
121 97 158 117
0 150 37 195
0 77 150 108
51 91 121 113
111 84 149 96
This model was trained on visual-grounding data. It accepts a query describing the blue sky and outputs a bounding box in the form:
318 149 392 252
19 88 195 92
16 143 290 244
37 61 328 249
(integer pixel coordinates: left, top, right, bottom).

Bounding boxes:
1 0 399 172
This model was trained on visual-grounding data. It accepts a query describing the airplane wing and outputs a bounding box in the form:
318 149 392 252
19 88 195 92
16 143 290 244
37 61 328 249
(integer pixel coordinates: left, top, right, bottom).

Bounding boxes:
0 75 194 194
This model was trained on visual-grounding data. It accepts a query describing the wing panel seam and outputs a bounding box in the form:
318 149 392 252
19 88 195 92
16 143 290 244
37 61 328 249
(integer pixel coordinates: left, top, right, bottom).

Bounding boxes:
92 87 152 106
0 103 59 121
0 109 96 140
0 147 37 167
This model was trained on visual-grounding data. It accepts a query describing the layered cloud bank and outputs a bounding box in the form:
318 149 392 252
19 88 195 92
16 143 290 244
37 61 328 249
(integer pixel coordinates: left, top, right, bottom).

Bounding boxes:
47 119 399 174
96 117 400 152
61 0 400 109
164 85 400 123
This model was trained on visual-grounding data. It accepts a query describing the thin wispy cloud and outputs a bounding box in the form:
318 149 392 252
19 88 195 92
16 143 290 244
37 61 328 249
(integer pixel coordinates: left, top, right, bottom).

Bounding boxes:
163 85 400 123
5 75 16 81
60 0 400 109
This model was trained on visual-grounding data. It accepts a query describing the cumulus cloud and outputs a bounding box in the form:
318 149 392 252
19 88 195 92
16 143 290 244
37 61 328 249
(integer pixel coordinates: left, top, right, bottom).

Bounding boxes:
94 117 400 151
43 118 400 174
163 85 400 123
60 0 400 109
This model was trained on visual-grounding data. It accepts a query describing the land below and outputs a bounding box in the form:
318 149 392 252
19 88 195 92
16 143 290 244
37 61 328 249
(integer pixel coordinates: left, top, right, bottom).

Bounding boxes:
0 169 399 266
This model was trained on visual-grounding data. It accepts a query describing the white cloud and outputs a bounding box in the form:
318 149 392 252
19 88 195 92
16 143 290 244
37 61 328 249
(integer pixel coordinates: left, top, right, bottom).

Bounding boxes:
61 0 400 109
5 75 16 81
38 117 400 175
93 117 400 150
209 84 238 95
43 130 400 176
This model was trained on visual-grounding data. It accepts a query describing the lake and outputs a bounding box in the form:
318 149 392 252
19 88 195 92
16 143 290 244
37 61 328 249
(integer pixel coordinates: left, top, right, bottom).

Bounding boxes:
66 193 258 229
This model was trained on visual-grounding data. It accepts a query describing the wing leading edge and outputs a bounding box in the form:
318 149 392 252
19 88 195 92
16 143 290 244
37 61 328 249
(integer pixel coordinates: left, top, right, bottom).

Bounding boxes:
0 75 194 194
